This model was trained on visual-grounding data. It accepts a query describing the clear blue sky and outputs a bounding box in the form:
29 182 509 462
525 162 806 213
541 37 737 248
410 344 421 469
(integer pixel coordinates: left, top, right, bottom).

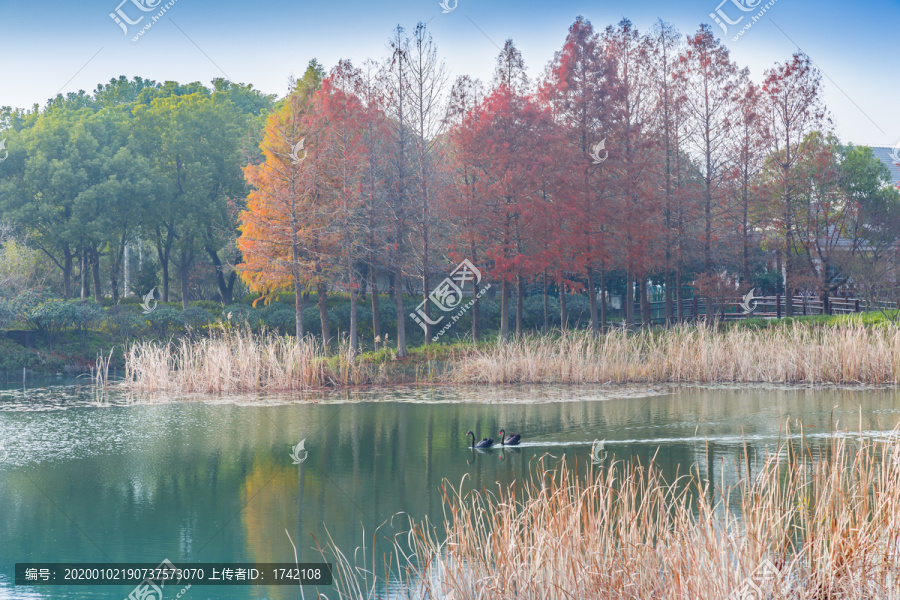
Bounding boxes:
1 0 896 147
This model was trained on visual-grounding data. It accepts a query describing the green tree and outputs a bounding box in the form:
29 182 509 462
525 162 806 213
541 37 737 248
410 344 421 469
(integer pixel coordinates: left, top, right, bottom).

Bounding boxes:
132 91 246 307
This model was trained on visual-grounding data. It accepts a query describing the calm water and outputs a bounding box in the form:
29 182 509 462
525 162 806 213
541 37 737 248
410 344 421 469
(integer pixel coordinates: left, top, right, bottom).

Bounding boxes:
2 383 900 599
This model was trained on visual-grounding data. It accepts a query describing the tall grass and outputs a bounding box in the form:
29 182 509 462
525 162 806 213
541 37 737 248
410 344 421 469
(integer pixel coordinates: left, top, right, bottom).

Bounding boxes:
123 321 900 392
326 429 900 599
123 328 369 394
452 321 900 384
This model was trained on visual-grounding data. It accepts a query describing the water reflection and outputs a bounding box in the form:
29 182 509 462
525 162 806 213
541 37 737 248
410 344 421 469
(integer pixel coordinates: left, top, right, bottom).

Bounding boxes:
1 384 899 599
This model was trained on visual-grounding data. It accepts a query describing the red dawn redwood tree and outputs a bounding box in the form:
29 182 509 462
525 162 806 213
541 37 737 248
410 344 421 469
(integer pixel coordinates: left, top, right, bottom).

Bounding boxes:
380 25 414 356
541 15 620 334
648 19 685 323
445 75 488 339
452 40 559 339
729 79 769 284
761 52 828 315
238 64 324 340
676 24 746 281
311 62 370 354
603 20 661 326
406 22 449 344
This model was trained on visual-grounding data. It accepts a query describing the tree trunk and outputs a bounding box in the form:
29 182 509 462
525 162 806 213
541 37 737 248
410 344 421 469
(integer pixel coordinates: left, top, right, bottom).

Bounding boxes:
640 278 650 326
62 249 73 300
587 266 599 336
783 158 794 317
293 276 305 338
559 285 568 331
676 268 684 322
515 275 524 337
394 268 407 357
625 272 635 327
110 265 120 305
110 234 127 305
599 269 607 330
123 242 130 298
179 250 191 310
207 245 236 305
349 286 358 357
359 271 367 303
472 278 481 340
158 252 169 303
422 211 431 346
90 247 102 303
154 225 175 304
317 283 331 347
500 280 510 341
369 266 381 343
81 250 89 300
742 189 751 283
542 271 549 332
665 271 674 325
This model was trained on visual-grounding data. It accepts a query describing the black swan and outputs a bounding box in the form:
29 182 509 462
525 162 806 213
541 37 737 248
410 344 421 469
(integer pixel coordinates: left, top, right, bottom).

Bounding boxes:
498 429 521 446
466 430 494 449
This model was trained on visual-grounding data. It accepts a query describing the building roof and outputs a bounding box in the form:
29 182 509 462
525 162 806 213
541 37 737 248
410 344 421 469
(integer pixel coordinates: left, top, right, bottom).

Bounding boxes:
870 146 900 190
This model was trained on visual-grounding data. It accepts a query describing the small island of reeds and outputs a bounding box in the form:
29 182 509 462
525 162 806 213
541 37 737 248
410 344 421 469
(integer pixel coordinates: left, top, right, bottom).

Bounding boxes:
118 314 900 395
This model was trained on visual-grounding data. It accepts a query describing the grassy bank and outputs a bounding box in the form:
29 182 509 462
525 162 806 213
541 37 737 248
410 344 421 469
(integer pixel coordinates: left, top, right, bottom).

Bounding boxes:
453 320 900 384
121 329 475 393
327 428 900 599
118 317 900 393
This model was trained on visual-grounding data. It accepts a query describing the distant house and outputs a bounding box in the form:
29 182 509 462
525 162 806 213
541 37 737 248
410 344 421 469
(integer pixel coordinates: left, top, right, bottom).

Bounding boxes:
869 146 900 191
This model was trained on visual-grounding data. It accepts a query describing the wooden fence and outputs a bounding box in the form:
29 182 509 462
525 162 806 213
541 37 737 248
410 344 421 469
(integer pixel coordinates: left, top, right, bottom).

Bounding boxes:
635 295 898 326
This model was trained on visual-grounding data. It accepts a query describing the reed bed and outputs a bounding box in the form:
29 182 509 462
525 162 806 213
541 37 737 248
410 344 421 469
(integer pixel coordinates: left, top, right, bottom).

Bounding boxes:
327 430 900 599
451 321 900 384
123 328 369 394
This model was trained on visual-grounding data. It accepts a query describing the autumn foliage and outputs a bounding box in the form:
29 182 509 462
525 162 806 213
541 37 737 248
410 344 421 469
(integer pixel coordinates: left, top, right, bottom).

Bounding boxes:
235 18 899 350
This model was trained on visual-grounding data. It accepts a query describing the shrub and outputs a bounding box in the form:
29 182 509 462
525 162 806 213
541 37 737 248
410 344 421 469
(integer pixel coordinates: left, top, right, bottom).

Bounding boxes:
223 303 255 323
70 299 104 331
190 300 223 314
25 298 73 343
130 261 159 297
181 307 214 332
564 293 591 327
258 305 297 334
104 304 146 343
11 290 52 320
145 306 185 338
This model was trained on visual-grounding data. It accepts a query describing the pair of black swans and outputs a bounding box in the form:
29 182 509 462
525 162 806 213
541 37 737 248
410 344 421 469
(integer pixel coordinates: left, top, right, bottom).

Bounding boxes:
465 429 521 448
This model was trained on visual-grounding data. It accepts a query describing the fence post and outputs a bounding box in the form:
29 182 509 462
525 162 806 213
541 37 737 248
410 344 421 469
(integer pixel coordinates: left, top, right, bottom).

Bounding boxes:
693 296 699 321
776 294 782 319
855 298 860 313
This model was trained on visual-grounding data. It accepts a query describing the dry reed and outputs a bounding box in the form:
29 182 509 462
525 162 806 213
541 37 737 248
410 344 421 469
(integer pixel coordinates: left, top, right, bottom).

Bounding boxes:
328 429 900 599
452 322 900 385
123 328 369 394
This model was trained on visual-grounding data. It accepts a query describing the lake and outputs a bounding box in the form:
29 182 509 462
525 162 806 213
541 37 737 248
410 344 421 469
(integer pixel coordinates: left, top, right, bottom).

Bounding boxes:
2 383 899 599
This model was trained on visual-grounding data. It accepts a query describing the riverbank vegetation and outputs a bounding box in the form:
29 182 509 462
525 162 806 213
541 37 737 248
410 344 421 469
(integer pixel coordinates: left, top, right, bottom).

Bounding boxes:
2 18 898 362
327 428 900 599
452 319 900 385
116 315 900 393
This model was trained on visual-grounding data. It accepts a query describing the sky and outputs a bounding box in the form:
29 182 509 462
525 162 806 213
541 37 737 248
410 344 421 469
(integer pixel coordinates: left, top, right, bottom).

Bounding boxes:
0 0 897 148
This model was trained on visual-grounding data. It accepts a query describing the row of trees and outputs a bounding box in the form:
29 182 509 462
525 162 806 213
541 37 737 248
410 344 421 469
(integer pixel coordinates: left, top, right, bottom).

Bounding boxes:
2 17 897 355
0 77 273 307
236 17 900 355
